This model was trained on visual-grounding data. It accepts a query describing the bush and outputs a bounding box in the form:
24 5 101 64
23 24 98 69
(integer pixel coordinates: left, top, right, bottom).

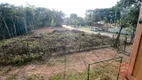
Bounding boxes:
0 31 112 65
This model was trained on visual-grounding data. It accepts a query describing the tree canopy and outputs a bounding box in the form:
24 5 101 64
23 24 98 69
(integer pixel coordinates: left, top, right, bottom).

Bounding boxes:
64 13 85 26
84 0 140 26
0 3 64 40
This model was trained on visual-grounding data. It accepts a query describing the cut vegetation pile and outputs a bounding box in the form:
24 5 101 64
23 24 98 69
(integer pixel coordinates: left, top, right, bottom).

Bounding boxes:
0 30 113 65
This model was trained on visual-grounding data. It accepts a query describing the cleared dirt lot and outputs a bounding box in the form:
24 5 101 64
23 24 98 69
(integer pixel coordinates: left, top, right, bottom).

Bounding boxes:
0 48 129 80
34 27 68 34
0 27 130 80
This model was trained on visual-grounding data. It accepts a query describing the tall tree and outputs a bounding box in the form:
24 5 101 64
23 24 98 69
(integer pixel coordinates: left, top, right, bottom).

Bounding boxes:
0 3 65 40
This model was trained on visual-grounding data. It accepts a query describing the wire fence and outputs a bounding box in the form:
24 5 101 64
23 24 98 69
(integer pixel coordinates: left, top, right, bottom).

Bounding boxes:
111 34 132 56
87 57 123 80
45 34 113 80
0 31 130 80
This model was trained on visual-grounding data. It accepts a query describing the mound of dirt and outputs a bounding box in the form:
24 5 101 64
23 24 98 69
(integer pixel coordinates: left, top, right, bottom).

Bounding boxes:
0 31 113 65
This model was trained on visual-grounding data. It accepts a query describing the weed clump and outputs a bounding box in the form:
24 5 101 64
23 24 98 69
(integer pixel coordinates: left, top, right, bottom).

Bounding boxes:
0 31 112 65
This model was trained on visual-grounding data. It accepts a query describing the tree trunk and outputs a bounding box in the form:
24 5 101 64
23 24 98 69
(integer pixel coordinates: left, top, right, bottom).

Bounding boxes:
0 16 11 38
114 26 123 48
32 13 34 30
24 18 28 34
12 20 17 36
130 27 135 43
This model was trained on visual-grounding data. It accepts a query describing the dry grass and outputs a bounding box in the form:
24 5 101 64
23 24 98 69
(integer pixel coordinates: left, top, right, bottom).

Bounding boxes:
0 48 129 80
0 27 130 80
0 29 112 65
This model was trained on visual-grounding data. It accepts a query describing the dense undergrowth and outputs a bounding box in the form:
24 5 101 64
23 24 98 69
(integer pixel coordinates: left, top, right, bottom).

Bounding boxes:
0 30 113 65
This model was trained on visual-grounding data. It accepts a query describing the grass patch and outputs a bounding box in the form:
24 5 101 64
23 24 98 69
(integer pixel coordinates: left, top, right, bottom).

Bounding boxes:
6 74 45 80
6 74 17 80
0 30 112 65
49 72 88 80
80 27 91 31
49 63 119 80
27 75 44 80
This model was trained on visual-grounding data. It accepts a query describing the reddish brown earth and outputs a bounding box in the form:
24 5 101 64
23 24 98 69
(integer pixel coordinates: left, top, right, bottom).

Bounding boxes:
33 27 67 34
0 27 130 79
0 48 129 80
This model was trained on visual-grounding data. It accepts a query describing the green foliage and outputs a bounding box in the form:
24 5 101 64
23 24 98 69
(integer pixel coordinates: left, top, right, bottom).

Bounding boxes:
0 31 112 65
85 8 117 24
84 0 140 27
27 75 44 80
6 74 17 80
64 13 85 26
49 72 87 80
49 63 118 80
84 0 140 42
6 74 44 80
0 40 8 47
0 3 64 40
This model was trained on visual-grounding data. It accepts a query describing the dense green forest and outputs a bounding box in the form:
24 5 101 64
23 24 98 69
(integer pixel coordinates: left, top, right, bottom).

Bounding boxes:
0 3 64 40
0 0 141 40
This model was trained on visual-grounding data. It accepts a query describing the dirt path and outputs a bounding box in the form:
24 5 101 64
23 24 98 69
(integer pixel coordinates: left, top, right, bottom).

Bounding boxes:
63 25 114 38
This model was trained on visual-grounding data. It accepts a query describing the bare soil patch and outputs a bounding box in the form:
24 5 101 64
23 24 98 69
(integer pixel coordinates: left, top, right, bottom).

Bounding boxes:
0 48 129 80
34 27 67 34
0 28 130 80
